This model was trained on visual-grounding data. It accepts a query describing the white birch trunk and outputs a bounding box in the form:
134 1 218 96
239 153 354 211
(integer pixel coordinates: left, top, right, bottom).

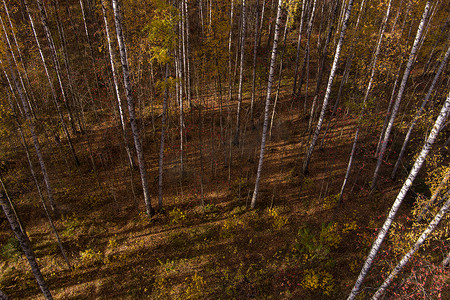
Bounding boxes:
418 169 450 222
372 188 450 299
250 0 283 209
391 44 450 179
298 0 317 103
112 0 153 216
101 0 135 170
348 90 450 300
36 0 80 166
2 0 37 117
79 0 97 72
250 0 261 126
338 0 391 204
184 0 191 108
1 52 58 215
302 0 354 175
158 64 169 210
233 0 247 146
0 193 53 300
269 12 290 139
371 1 432 189
16 122 71 269
292 0 306 97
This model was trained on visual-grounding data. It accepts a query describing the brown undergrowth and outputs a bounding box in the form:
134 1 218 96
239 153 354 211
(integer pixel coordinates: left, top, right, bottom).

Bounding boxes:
0 73 447 299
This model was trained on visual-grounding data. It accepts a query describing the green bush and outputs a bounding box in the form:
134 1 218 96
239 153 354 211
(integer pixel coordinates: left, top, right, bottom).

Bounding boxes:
1 237 21 260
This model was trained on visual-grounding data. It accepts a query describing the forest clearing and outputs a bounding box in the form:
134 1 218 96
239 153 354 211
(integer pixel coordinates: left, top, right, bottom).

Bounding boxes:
0 0 449 299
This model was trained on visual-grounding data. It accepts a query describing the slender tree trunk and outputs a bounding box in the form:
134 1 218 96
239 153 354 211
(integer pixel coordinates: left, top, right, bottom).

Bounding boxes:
319 0 370 148
372 188 450 299
375 61 402 157
313 0 339 101
250 0 261 127
298 0 317 109
348 90 450 300
79 0 97 81
269 11 290 139
338 0 391 204
391 44 450 179
233 0 247 146
183 0 191 108
2 0 37 117
0 193 53 300
158 64 169 211
258 0 266 47
16 123 71 269
0 177 25 237
53 0 83 133
292 0 306 98
101 0 135 169
371 1 432 190
228 0 235 108
35 0 80 166
1 53 58 215
251 0 283 209
302 0 354 175
418 169 450 222
112 0 153 216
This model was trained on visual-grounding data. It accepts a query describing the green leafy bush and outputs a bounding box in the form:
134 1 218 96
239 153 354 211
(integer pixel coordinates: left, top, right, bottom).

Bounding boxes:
1 237 21 260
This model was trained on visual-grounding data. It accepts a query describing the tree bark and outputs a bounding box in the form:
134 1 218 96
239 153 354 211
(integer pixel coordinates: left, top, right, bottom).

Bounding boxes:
0 193 53 300
158 64 169 211
338 0 391 204
112 0 153 216
250 0 261 127
233 0 247 146
372 188 450 299
418 169 450 222
292 0 306 98
348 90 450 300
391 44 450 179
371 1 432 190
1 49 58 216
251 0 283 209
302 0 354 175
35 0 80 166
2 0 37 117
16 122 71 269
101 0 135 170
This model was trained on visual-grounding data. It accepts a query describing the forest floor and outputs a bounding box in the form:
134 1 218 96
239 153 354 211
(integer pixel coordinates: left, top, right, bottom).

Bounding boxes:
0 70 444 299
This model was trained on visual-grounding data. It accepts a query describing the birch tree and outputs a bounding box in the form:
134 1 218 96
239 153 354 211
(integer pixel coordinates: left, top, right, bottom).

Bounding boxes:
302 0 354 175
233 0 247 146
391 44 450 179
338 0 392 204
372 188 450 299
1 51 58 216
112 0 153 216
348 90 450 300
101 0 135 170
35 0 81 166
292 0 306 98
0 192 53 300
250 0 261 126
371 0 432 189
159 64 169 211
1 0 37 117
251 0 283 209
